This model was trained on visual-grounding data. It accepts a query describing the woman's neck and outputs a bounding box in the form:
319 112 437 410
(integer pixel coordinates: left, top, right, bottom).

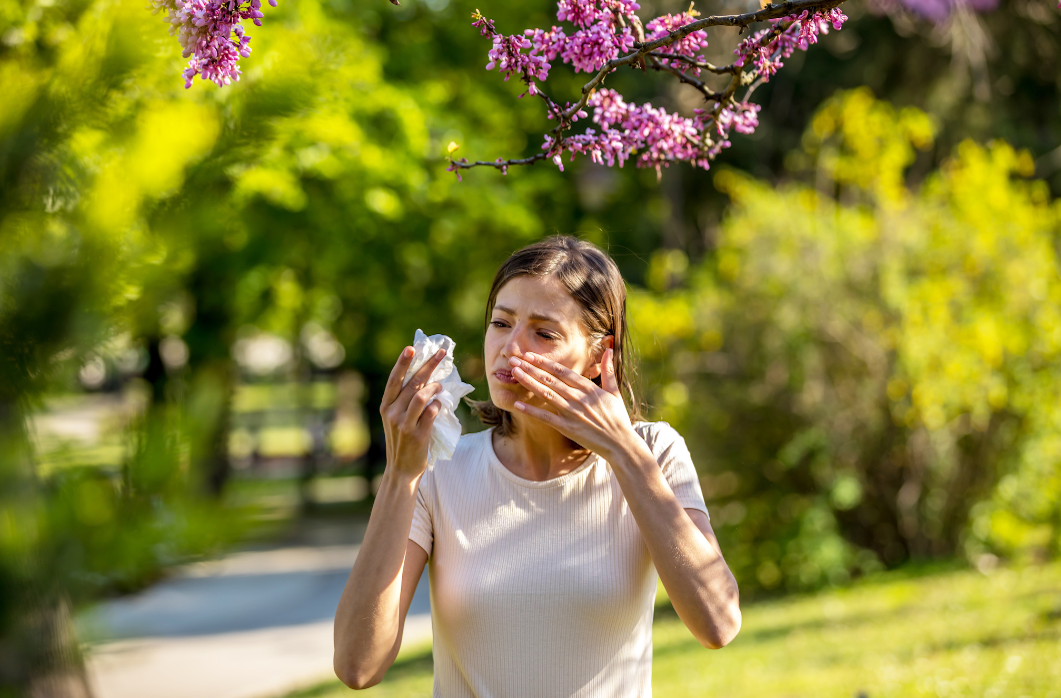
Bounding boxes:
492 413 591 482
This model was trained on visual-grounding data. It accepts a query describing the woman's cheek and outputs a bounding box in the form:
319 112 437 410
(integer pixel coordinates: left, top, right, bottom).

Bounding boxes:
541 347 583 374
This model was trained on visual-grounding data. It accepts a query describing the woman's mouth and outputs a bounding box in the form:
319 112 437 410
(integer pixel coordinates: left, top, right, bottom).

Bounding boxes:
493 369 518 385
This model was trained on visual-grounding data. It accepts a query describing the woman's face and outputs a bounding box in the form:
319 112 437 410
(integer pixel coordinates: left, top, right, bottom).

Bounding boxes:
485 275 602 414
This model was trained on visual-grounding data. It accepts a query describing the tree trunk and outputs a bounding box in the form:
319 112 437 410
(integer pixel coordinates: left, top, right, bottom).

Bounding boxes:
0 402 94 698
358 371 389 490
7 591 95 698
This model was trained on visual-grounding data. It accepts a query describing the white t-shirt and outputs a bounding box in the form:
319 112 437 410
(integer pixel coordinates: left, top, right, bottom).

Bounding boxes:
409 421 709 698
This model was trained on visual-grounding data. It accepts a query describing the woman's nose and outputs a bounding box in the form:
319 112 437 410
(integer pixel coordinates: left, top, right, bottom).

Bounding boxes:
501 329 526 359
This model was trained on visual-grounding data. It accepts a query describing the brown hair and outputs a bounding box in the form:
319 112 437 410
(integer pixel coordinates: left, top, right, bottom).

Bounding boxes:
468 235 641 436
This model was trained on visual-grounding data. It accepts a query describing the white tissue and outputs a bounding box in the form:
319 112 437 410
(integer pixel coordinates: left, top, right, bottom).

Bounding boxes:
401 329 475 466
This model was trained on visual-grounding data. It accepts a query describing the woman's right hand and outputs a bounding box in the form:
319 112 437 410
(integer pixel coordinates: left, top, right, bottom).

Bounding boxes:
380 346 447 479
336 346 443 689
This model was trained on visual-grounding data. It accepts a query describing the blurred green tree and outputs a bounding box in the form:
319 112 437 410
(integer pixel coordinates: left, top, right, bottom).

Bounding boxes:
136 0 571 488
0 0 563 692
0 0 226 691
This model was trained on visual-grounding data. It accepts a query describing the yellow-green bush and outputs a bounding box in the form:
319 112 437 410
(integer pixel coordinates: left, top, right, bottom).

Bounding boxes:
632 89 1061 594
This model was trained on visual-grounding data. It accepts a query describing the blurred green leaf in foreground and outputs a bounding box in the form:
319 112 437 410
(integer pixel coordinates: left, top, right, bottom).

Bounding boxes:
0 0 555 692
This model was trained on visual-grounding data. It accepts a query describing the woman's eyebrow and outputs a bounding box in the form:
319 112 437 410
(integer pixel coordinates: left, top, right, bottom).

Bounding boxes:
493 304 563 325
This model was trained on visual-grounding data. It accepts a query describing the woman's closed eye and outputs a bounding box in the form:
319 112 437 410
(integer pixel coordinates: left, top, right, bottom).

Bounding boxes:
491 319 558 341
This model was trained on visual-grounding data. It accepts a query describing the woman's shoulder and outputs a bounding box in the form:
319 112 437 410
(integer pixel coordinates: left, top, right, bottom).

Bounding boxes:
631 420 686 456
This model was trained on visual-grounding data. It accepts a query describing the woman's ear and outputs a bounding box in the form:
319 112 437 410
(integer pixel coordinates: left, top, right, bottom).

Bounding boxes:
584 335 615 380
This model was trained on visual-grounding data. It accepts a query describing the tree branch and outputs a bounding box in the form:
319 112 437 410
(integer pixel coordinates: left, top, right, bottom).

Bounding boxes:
454 0 850 173
448 153 551 172
646 52 740 75
561 0 845 134
647 57 724 103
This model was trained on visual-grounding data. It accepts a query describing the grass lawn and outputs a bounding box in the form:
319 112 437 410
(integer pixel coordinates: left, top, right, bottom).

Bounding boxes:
295 561 1061 697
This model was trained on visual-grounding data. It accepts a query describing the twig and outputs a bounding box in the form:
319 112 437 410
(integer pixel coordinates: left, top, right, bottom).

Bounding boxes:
646 52 740 75
743 75 767 103
448 153 551 171
647 57 724 102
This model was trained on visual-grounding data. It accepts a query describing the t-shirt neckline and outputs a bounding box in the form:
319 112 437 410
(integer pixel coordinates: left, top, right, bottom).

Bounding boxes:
485 428 600 489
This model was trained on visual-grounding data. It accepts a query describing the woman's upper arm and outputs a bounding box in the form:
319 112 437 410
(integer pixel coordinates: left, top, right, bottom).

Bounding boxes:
686 508 724 558
397 540 429 638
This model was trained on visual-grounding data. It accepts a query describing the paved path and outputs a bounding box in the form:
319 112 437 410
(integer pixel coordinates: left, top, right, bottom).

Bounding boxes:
78 520 431 698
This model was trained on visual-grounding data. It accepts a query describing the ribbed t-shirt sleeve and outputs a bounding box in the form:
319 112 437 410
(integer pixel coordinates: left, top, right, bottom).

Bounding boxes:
644 422 710 520
409 468 434 557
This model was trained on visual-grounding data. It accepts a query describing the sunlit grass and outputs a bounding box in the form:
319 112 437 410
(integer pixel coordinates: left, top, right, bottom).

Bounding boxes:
293 641 434 698
653 561 1061 697
291 561 1061 697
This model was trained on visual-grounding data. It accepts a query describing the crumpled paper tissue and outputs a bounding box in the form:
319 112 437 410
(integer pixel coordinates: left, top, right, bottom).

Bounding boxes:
402 329 475 466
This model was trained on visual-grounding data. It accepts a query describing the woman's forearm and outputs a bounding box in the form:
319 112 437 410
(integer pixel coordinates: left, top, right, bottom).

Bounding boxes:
333 345 445 688
333 471 421 688
606 434 742 649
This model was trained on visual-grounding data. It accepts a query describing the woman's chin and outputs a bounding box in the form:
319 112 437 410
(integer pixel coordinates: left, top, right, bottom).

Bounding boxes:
487 387 518 412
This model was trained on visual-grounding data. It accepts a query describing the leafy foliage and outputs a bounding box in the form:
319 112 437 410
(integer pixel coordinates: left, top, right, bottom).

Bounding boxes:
0 0 563 688
631 89 1061 593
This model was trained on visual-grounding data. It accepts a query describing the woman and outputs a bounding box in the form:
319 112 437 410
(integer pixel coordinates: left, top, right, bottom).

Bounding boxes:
334 236 741 696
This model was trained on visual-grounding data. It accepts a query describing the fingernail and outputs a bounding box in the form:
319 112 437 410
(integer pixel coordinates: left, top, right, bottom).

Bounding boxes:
404 347 413 357
509 357 521 365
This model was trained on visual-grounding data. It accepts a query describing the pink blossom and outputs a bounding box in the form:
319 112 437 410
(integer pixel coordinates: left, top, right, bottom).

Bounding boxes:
735 8 848 81
153 0 276 88
472 12 496 37
556 0 604 28
459 2 852 177
646 11 709 74
561 24 635 73
486 33 551 83
527 26 567 62
717 101 760 136
547 88 719 174
556 0 641 28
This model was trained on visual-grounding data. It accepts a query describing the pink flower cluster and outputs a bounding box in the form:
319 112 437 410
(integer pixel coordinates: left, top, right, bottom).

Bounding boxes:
541 90 763 175
735 7 848 81
562 22 635 74
461 1 852 176
152 0 277 88
486 33 550 84
646 11 709 74
544 89 716 173
557 0 642 28
474 12 558 97
717 101 760 136
478 0 642 90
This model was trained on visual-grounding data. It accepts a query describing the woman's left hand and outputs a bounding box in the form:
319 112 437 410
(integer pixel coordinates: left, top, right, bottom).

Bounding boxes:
509 348 636 460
